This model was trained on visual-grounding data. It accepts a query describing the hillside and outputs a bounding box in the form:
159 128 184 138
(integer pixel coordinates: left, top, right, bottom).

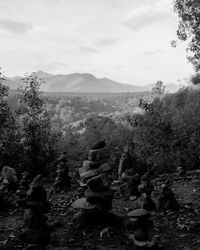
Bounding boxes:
5 71 179 93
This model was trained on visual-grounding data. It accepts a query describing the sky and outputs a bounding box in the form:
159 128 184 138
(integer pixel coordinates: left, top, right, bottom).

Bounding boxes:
0 0 194 85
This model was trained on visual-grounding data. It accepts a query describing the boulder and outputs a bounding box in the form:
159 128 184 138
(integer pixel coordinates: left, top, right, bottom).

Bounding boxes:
1 166 18 184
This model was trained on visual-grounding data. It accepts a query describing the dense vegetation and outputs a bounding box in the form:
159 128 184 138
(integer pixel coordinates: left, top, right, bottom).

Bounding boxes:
1 70 200 177
130 85 200 173
174 0 200 71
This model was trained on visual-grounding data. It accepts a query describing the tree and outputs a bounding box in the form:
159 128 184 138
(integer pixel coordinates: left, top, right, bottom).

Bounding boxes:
0 69 22 169
190 72 200 85
174 0 200 71
18 73 58 177
151 81 165 98
132 98 175 173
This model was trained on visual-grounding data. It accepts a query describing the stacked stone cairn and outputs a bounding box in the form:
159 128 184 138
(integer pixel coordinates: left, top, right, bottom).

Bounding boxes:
158 180 179 211
118 146 141 199
127 208 157 249
55 152 71 190
72 140 114 221
18 171 30 207
138 174 155 211
19 171 29 190
0 185 9 212
1 166 18 192
0 166 19 211
20 174 51 246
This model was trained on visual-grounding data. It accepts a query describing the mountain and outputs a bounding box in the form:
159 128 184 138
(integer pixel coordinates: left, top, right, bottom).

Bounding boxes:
5 71 180 93
4 77 20 90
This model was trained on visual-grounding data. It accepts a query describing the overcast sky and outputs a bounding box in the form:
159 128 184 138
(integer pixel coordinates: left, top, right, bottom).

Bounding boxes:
0 0 194 85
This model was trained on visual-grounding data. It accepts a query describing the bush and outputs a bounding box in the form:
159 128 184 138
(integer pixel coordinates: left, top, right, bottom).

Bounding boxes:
129 86 200 173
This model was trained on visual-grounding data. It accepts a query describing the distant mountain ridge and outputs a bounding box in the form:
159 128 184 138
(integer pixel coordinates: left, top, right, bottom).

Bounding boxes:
5 71 180 93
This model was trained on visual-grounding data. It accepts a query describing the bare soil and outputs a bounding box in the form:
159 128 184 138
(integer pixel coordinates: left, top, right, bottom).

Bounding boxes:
1 175 200 250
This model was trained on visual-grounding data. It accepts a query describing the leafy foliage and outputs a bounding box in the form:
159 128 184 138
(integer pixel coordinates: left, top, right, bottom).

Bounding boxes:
190 72 200 85
152 81 165 98
174 0 200 71
2 70 200 176
130 86 200 173
0 69 22 169
17 73 58 177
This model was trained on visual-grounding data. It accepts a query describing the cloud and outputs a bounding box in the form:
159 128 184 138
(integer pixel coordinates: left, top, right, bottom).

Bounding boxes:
124 5 170 31
95 38 118 47
79 46 97 53
142 49 163 56
0 17 32 33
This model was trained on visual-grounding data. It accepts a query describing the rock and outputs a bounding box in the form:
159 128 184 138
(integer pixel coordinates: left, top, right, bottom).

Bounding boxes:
88 147 110 161
71 198 97 210
100 227 110 238
72 141 114 221
27 186 48 209
21 175 51 246
79 162 112 180
0 193 9 211
128 208 149 218
142 196 156 211
1 166 18 191
85 188 114 205
119 183 131 199
118 152 135 178
127 209 156 248
158 184 179 211
138 176 154 196
1 166 18 183
120 173 140 197
24 209 47 228
128 234 157 249
86 174 111 192
58 151 67 163
55 153 71 190
91 140 106 150
82 159 108 169
121 172 140 184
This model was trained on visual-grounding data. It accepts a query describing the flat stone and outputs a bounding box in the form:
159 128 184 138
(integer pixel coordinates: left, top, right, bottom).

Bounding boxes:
85 188 114 204
86 174 111 192
83 159 108 169
91 140 106 150
71 198 97 210
121 172 140 184
127 208 149 218
88 147 110 161
79 162 112 180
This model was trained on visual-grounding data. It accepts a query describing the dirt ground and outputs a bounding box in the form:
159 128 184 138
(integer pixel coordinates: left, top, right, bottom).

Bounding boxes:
1 175 200 250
